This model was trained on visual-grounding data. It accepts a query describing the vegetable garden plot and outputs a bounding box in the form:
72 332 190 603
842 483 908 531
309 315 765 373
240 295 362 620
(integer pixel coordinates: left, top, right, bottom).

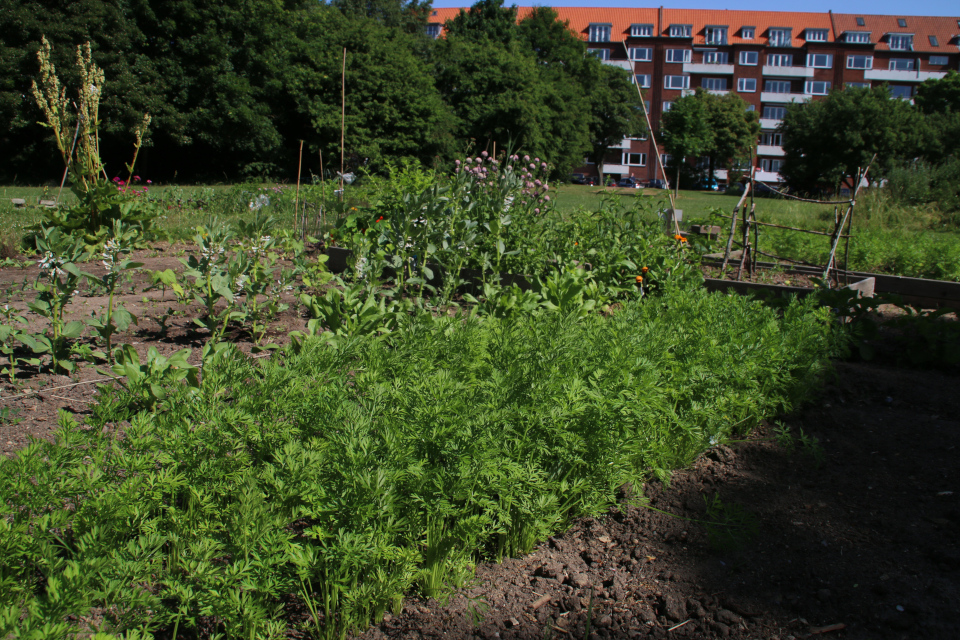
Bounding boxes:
0 290 834 639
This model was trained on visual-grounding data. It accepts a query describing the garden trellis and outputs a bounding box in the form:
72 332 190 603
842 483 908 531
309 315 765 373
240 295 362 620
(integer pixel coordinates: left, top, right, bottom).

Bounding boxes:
715 154 876 288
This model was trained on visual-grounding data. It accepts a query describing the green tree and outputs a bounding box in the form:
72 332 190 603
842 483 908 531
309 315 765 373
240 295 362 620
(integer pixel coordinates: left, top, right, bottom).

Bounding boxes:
780 85 925 193
915 70 960 115
701 91 760 184
660 94 712 196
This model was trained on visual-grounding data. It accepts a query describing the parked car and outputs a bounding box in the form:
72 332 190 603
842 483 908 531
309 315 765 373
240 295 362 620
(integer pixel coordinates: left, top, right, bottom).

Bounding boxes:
570 173 588 185
694 177 720 191
646 179 667 189
617 176 642 189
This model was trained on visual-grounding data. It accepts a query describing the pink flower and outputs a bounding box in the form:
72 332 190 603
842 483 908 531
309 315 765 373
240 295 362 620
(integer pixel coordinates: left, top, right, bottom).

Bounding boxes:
481 151 488 158
455 159 461 165
133 175 141 182
544 195 550 202
523 155 530 162
147 180 152 184
534 208 540 214
534 158 540 163
465 157 472 164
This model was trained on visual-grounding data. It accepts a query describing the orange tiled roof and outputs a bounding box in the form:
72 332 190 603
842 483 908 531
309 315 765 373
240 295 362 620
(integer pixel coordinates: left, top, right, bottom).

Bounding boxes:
832 13 960 52
427 7 960 52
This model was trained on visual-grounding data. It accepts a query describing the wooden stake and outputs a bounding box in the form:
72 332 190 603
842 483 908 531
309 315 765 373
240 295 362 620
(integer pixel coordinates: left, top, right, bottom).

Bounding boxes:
340 47 346 199
294 140 304 235
319 149 325 234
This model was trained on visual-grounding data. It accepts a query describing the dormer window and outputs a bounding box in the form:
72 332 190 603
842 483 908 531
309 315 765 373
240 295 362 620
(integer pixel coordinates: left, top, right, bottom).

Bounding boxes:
705 26 728 45
888 34 914 51
669 24 692 38
742 26 755 39
425 24 441 39
805 29 828 42
844 32 871 44
631 24 653 37
769 28 792 47
588 24 612 43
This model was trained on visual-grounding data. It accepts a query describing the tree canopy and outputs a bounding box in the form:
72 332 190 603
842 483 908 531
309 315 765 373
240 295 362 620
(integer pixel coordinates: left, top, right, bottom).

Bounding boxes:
0 0 644 183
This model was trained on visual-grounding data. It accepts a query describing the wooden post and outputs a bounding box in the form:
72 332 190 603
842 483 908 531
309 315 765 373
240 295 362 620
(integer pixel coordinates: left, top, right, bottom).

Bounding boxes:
294 140 304 237
340 47 346 199
319 149 325 235
824 157 874 285
721 179 751 273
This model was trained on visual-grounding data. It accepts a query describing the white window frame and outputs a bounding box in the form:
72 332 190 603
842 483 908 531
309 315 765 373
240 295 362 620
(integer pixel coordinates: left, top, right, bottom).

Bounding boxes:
737 77 757 92
930 55 949 65
739 51 758 65
664 75 690 90
704 51 729 64
767 53 793 67
629 47 653 62
669 24 692 38
703 77 728 91
623 152 647 167
846 55 873 69
587 48 610 61
806 53 833 69
805 29 828 42
705 26 728 46
660 154 673 166
634 74 651 88
764 80 792 93
665 49 692 63
742 27 756 39
844 32 871 44
804 80 831 95
889 85 913 99
762 106 786 119
425 24 442 39
662 101 674 112
630 24 653 37
845 82 871 89
768 28 792 47
760 159 782 173
760 132 783 146
889 58 914 71
588 24 612 43
888 34 914 51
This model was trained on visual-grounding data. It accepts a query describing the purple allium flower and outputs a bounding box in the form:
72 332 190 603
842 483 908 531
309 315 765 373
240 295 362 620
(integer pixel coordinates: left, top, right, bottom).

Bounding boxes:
475 157 482 163
455 159 461 165
523 155 530 162
543 184 549 191
544 195 550 202
534 158 540 163
481 150 488 158
465 157 472 164
542 163 548 170
534 179 542 187
534 208 540 214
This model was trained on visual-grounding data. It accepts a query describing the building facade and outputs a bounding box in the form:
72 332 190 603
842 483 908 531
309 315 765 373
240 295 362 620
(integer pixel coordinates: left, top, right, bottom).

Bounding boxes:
429 7 960 184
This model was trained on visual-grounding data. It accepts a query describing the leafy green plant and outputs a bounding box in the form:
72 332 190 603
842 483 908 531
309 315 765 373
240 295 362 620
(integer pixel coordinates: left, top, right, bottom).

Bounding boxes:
85 220 144 351
298 281 400 339
21 227 89 372
180 224 246 342
108 344 199 411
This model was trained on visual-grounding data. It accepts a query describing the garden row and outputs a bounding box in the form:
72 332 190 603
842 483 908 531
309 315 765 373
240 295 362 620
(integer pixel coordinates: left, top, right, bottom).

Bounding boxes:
0 286 834 639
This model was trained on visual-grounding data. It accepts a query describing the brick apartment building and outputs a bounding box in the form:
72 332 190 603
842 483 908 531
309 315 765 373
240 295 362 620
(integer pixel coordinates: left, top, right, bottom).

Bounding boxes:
429 7 960 185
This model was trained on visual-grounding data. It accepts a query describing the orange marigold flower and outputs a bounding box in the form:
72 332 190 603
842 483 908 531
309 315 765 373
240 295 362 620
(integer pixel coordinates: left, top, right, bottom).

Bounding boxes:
674 234 683 241
635 275 643 283
642 266 649 273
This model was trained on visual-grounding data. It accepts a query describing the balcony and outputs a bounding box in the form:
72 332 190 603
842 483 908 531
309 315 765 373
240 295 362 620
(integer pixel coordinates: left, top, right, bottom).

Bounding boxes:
759 118 782 130
760 92 811 103
609 138 631 150
756 170 784 183
761 65 814 78
682 63 735 75
863 69 947 82
757 145 786 157
602 59 633 71
600 164 631 175
706 89 730 96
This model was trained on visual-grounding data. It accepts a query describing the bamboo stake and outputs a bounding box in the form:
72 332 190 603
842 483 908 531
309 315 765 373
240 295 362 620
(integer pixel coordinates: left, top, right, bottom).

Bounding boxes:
319 149 325 235
823 156 874 284
712 214 850 237
340 47 346 199
294 140 304 236
721 173 752 272
56 117 83 206
623 41 679 236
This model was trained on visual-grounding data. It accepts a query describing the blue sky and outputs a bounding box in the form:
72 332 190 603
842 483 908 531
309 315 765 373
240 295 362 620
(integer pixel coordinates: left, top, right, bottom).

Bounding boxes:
430 0 960 17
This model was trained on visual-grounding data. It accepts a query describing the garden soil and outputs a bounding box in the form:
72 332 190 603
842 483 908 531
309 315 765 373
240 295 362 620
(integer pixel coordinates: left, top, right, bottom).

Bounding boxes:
0 246 957 639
